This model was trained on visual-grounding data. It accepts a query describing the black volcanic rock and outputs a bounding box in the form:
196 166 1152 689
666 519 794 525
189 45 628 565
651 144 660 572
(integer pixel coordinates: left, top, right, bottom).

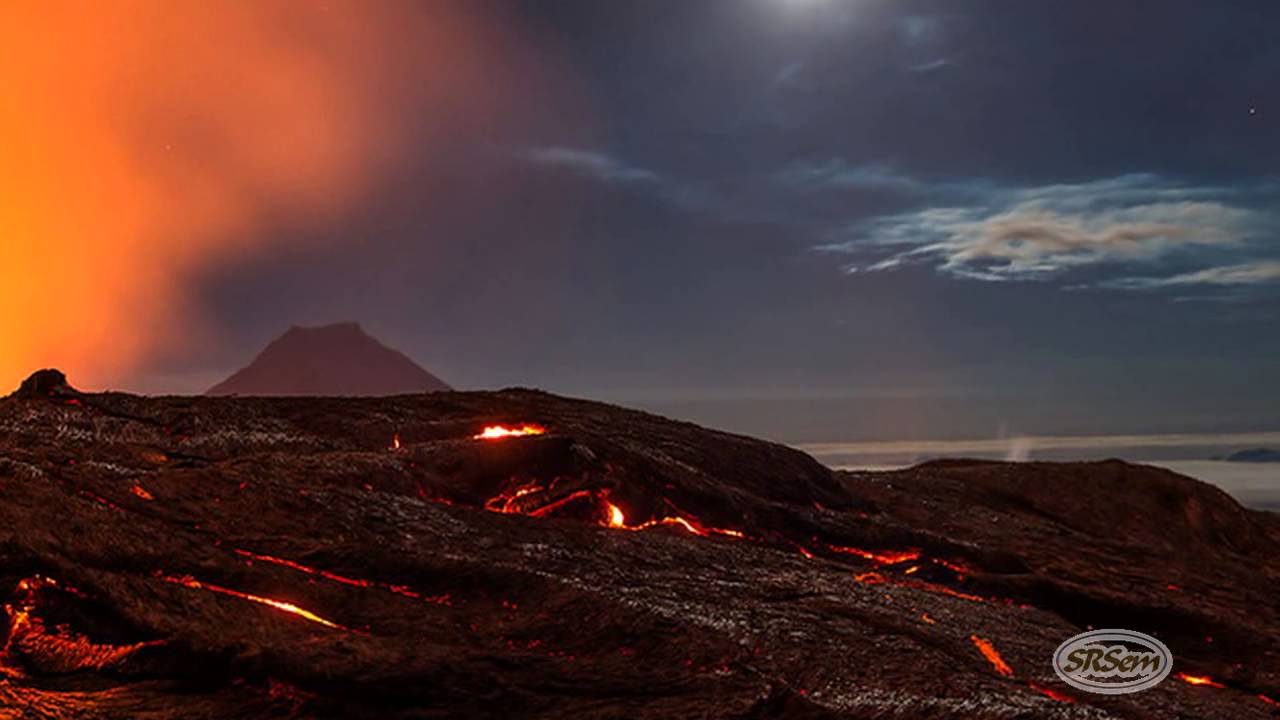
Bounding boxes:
1225 448 1280 463
207 322 450 396
0 383 1277 718
8 368 80 399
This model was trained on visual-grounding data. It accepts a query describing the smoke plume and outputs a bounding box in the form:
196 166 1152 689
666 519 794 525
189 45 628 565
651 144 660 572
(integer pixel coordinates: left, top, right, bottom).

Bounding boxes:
0 1 539 390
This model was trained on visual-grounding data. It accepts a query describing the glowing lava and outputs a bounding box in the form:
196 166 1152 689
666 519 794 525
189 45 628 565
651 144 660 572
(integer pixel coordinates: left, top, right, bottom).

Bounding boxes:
602 502 745 539
1172 672 1275 706
1028 682 1074 703
160 575 346 631
484 483 548 513
473 424 546 440
1176 673 1225 688
480 479 607 523
932 558 973 578
827 545 921 565
233 549 451 605
3 577 156 673
607 503 625 527
970 635 1014 677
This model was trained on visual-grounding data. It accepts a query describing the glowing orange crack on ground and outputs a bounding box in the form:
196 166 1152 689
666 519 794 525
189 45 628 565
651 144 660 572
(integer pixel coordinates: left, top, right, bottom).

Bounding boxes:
1174 674 1280 709
970 635 1014 677
1176 672 1225 688
1028 681 1074 703
482 476 995 607
964 635 1074 703
233 550 451 605
827 545 921 565
603 501 745 538
481 480 600 520
483 483 548 513
160 575 347 631
931 558 973 578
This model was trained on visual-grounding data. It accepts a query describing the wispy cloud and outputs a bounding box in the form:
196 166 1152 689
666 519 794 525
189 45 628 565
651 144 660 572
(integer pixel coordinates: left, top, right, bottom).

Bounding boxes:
814 172 1277 289
778 159 923 193
907 58 953 73
525 146 657 184
1107 260 1280 288
523 145 736 217
903 201 1248 279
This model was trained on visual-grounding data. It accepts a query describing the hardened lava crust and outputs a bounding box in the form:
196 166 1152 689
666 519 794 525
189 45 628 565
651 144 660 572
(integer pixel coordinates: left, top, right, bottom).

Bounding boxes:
0 370 1277 719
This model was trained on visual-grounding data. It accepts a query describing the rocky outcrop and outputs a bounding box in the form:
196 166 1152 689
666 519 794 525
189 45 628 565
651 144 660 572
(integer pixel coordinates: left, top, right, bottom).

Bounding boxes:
8 368 80 399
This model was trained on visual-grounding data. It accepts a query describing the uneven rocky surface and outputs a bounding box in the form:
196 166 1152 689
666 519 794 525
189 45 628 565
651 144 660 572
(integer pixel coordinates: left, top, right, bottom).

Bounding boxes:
1 371 1277 719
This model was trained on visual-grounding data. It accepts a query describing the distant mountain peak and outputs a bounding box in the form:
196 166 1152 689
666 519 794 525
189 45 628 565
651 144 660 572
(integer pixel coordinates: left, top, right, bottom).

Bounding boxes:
1224 448 1280 464
207 322 450 397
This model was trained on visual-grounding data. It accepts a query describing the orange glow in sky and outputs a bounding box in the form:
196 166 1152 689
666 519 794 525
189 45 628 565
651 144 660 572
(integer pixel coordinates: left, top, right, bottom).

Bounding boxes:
0 2 558 392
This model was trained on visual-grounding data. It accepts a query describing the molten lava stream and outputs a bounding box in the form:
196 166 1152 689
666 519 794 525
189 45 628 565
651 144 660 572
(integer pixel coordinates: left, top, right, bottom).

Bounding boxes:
970 635 1014 677
160 575 348 631
967 635 1075 703
826 545 921 566
1173 674 1280 710
473 424 546 440
233 549 451 605
602 501 744 539
1175 672 1226 688
1028 682 1074 703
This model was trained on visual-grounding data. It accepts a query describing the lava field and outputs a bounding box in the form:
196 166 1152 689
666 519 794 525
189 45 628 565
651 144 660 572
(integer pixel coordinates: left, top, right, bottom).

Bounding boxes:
0 370 1277 719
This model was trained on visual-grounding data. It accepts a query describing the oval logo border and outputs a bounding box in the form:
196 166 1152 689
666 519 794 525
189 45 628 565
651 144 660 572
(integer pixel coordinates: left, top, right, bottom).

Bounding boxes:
1052 629 1173 695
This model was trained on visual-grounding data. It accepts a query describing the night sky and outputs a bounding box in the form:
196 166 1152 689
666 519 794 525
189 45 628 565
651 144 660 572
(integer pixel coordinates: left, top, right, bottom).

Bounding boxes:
10 1 1278 443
